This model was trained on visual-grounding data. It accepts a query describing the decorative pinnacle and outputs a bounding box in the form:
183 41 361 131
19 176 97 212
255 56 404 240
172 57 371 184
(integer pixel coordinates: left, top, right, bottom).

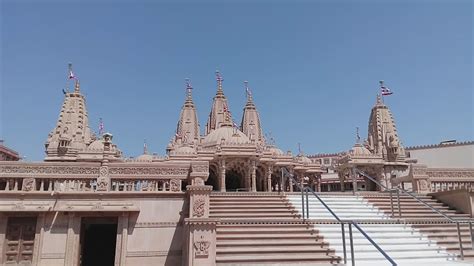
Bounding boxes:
185 78 193 99
356 127 361 143
216 70 223 93
379 80 384 87
143 139 148 154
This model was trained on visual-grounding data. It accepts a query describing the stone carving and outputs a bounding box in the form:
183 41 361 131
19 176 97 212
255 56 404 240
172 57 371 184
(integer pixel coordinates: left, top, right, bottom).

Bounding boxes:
96 177 109 191
109 167 189 176
0 165 99 175
419 179 429 191
21 178 35 192
170 179 181 192
13 202 25 210
92 202 104 210
99 166 109 177
193 196 206 217
193 235 210 257
191 165 208 173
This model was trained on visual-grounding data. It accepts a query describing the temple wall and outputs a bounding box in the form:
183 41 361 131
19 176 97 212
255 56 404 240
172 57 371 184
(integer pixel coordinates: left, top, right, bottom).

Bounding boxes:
126 197 186 266
407 144 474 168
39 213 69 266
431 189 473 217
1 195 187 266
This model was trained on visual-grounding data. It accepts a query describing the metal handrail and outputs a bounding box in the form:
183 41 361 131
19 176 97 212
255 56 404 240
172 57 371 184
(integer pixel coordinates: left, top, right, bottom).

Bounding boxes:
357 169 474 223
356 169 474 259
283 171 396 265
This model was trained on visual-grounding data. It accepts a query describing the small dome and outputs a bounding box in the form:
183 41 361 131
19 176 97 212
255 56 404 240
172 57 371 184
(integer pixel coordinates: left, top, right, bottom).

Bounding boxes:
173 146 195 154
203 126 250 145
350 143 372 156
267 146 284 156
136 154 153 162
297 155 312 164
87 140 104 151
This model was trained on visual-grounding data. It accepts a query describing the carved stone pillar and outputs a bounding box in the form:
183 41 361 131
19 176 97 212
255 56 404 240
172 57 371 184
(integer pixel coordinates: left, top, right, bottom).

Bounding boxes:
410 164 430 193
266 165 273 192
185 185 218 266
251 160 257 192
219 159 226 192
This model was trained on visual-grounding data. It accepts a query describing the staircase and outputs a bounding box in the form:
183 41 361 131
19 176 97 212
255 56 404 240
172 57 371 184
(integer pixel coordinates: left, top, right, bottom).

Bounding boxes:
288 192 467 266
364 192 474 260
209 192 341 265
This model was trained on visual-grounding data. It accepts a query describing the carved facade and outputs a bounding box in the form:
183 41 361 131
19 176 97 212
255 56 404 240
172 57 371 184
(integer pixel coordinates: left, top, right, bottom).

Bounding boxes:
0 67 472 266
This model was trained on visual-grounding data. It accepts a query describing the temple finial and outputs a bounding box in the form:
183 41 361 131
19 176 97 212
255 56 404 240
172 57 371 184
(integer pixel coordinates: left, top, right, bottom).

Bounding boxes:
244 80 253 100
298 142 302 155
185 78 193 99
216 70 223 93
143 139 148 154
356 126 361 143
99 118 104 136
68 63 80 92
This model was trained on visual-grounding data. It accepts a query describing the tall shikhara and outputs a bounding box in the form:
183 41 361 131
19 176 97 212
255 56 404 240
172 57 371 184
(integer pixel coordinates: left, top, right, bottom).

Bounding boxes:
45 65 121 161
205 71 233 135
240 81 264 143
174 79 200 146
44 81 95 161
367 94 406 162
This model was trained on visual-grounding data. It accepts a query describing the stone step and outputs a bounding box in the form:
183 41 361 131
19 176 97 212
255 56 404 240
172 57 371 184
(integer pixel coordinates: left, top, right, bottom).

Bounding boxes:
215 253 340 264
217 239 328 246
216 227 319 234
216 246 333 254
216 234 322 240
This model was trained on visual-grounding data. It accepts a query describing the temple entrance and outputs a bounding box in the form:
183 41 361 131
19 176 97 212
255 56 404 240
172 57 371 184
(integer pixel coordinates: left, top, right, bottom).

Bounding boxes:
226 170 244 191
80 217 118 266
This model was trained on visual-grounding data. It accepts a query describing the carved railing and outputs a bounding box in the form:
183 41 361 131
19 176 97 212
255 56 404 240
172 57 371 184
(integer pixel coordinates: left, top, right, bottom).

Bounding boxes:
0 177 97 192
428 168 474 193
110 178 182 192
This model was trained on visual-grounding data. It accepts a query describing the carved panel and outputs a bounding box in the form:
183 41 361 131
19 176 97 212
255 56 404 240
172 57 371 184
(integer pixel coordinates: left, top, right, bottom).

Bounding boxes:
21 178 35 192
170 179 181 192
109 167 189 176
193 235 210 257
0 165 99 175
193 196 206 218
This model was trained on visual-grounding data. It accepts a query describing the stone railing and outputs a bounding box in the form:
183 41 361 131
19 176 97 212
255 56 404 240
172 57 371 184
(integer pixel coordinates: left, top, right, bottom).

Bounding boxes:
110 178 182 192
428 168 474 193
0 177 98 192
0 161 194 193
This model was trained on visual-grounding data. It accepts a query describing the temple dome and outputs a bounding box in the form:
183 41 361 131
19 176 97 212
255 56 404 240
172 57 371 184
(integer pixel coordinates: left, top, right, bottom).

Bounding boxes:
350 143 372 156
173 146 196 154
297 155 312 164
87 140 104 151
136 154 153 162
267 146 284 156
203 126 250 145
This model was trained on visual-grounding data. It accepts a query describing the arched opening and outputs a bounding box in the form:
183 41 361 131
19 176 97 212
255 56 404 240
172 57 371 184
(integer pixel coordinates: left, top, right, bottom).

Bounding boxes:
225 170 244 191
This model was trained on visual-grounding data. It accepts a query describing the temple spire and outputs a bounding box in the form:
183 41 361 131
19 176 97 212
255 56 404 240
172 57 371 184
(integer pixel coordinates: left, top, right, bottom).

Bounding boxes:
206 70 233 134
173 78 200 145
241 81 264 143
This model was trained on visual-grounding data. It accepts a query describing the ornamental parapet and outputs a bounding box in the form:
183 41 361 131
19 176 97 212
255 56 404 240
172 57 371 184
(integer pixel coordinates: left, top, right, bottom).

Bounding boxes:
0 161 195 193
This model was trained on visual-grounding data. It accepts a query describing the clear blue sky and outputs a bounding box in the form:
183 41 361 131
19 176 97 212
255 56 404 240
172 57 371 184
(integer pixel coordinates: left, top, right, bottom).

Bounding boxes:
1 0 472 161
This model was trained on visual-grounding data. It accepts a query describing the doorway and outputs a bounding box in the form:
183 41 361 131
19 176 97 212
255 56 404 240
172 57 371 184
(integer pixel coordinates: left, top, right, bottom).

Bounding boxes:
80 217 118 266
4 217 37 264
